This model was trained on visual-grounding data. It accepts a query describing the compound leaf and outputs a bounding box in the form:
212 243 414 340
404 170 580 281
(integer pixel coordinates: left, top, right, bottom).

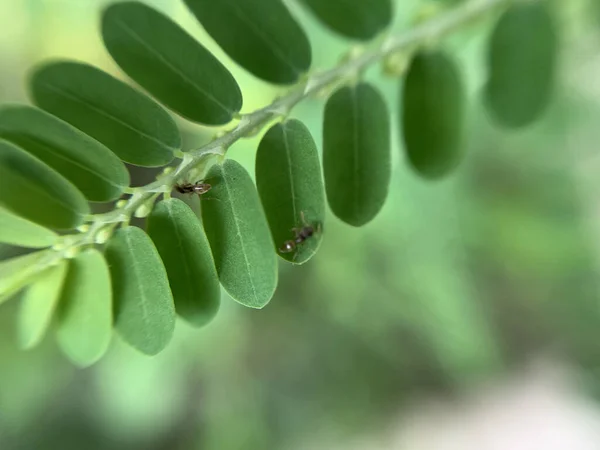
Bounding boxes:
0 140 89 230
402 51 465 179
484 2 558 128
0 207 58 248
183 0 311 84
56 249 112 367
147 198 220 327
105 226 175 355
202 160 278 308
299 0 392 40
323 83 391 227
18 259 68 349
256 120 325 264
0 104 129 200
30 61 180 167
102 2 242 125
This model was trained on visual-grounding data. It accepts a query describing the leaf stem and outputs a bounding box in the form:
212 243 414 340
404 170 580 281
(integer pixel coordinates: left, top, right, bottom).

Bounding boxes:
17 0 512 285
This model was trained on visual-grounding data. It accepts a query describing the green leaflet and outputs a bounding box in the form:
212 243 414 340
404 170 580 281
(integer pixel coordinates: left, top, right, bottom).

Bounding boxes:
484 2 558 129
323 83 391 227
56 249 112 367
202 160 278 308
183 0 311 84
102 2 242 125
30 61 179 167
147 199 220 327
0 105 129 200
256 120 325 264
0 139 89 230
299 0 392 40
18 260 68 349
105 226 175 355
0 250 49 304
402 51 465 179
0 207 58 248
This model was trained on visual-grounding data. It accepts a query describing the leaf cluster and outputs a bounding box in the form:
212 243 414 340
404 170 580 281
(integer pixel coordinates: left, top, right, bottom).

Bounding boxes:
0 0 558 364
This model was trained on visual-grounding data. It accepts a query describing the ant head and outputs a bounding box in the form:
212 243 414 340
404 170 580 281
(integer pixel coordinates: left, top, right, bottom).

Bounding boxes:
193 183 212 194
279 240 296 254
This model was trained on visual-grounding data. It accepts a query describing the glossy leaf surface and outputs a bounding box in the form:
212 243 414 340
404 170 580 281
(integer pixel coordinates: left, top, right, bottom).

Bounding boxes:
202 160 277 308
102 2 242 125
0 140 89 229
183 0 311 84
256 120 325 264
402 51 465 179
105 226 175 355
30 61 179 167
299 0 392 40
0 207 58 248
0 104 129 200
323 83 391 227
484 2 558 128
148 199 220 327
18 260 68 349
56 249 112 367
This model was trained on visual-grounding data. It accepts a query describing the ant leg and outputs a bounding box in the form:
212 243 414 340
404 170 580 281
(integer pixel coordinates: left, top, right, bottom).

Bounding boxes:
291 212 309 237
300 211 309 226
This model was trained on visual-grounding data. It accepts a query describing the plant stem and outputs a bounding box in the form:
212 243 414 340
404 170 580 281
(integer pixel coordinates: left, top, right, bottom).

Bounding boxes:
27 0 512 279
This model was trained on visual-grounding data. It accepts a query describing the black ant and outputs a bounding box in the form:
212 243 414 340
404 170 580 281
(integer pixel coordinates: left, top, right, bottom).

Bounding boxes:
174 181 211 195
279 212 322 254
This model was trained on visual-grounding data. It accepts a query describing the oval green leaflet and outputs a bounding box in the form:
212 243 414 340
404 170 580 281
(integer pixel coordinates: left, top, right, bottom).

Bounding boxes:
30 61 180 167
202 160 278 308
0 250 50 305
323 83 391 227
484 2 558 129
402 51 465 179
147 199 220 327
18 259 68 350
183 0 311 85
0 207 58 248
102 2 242 125
55 249 112 367
105 226 175 355
0 105 129 200
0 139 89 230
299 0 392 41
256 120 325 264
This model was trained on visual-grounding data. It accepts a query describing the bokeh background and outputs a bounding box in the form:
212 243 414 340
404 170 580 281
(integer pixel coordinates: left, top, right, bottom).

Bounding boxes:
2 0 600 448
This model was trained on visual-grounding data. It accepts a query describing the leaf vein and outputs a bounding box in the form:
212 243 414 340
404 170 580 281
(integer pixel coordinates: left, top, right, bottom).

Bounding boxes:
221 169 259 304
40 83 176 151
10 134 123 190
351 87 360 220
224 1 301 75
168 202 195 304
125 230 151 342
114 19 233 115
282 126 298 225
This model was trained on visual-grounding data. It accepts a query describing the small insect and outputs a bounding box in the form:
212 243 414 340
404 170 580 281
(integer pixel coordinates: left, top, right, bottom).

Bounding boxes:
174 181 212 195
279 212 322 254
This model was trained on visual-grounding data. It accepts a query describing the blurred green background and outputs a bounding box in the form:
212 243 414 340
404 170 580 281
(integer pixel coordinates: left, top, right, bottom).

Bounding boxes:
2 0 600 448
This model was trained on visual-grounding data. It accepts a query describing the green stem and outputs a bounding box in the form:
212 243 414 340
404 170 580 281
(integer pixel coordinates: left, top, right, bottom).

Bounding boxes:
26 0 512 280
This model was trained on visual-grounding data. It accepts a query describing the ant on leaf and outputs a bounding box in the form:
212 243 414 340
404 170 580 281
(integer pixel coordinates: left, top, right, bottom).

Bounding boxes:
174 180 212 195
279 211 322 257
